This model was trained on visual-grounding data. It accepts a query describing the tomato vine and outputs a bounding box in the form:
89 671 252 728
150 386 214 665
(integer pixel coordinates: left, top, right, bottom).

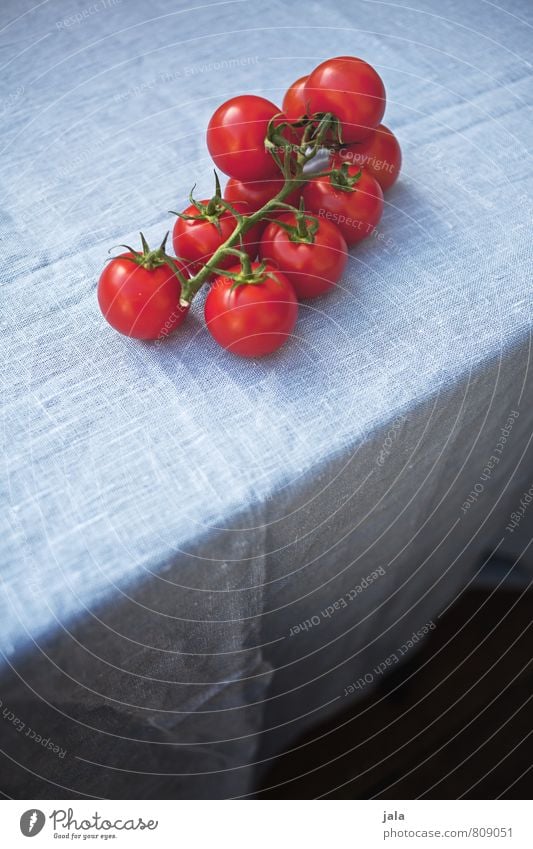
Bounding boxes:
175 111 341 306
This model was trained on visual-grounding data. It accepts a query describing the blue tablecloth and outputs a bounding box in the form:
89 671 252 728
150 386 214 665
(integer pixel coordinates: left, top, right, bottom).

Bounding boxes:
1 0 532 798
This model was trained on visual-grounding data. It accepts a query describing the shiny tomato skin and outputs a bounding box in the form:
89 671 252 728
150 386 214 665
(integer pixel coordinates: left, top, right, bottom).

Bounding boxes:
303 167 384 246
332 124 401 191
172 201 258 274
224 177 303 214
206 95 281 181
282 75 309 120
259 213 347 299
97 253 188 340
204 263 298 357
304 56 386 143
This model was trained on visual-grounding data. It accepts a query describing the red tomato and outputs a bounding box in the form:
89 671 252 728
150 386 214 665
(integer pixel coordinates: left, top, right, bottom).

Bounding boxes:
282 75 309 120
304 56 386 143
204 263 298 357
172 201 259 274
332 124 401 191
98 253 188 340
259 213 347 299
206 95 281 181
303 167 384 246
224 177 303 214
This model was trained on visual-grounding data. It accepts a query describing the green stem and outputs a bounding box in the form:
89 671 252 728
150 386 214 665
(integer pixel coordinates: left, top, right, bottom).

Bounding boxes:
179 176 304 305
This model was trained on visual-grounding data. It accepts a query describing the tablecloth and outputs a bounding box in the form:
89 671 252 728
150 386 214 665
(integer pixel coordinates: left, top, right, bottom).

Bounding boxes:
1 0 532 798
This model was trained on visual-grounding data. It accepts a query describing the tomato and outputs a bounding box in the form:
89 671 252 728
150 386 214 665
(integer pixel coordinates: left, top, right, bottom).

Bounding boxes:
207 95 282 181
259 212 347 298
97 252 188 340
304 56 386 143
224 177 303 214
172 200 259 274
331 124 401 191
282 75 309 120
281 75 316 145
303 166 384 246
204 263 298 357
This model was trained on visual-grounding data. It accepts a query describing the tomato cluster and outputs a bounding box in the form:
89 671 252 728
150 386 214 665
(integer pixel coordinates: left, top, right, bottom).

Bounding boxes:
98 56 401 357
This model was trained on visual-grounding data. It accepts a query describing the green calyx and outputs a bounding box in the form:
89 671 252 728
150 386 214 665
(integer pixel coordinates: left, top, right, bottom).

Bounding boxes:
112 232 188 287
211 249 269 291
170 171 242 235
328 162 362 192
271 197 319 244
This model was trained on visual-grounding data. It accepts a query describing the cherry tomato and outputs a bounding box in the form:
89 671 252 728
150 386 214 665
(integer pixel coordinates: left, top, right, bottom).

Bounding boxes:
303 166 384 246
98 253 188 340
282 75 309 121
259 213 347 299
172 201 259 274
304 56 386 143
224 177 303 214
332 124 401 191
207 95 281 181
204 263 298 357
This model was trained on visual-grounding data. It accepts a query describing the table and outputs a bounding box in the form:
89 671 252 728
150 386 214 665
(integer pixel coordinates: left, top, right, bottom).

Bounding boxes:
1 0 532 798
